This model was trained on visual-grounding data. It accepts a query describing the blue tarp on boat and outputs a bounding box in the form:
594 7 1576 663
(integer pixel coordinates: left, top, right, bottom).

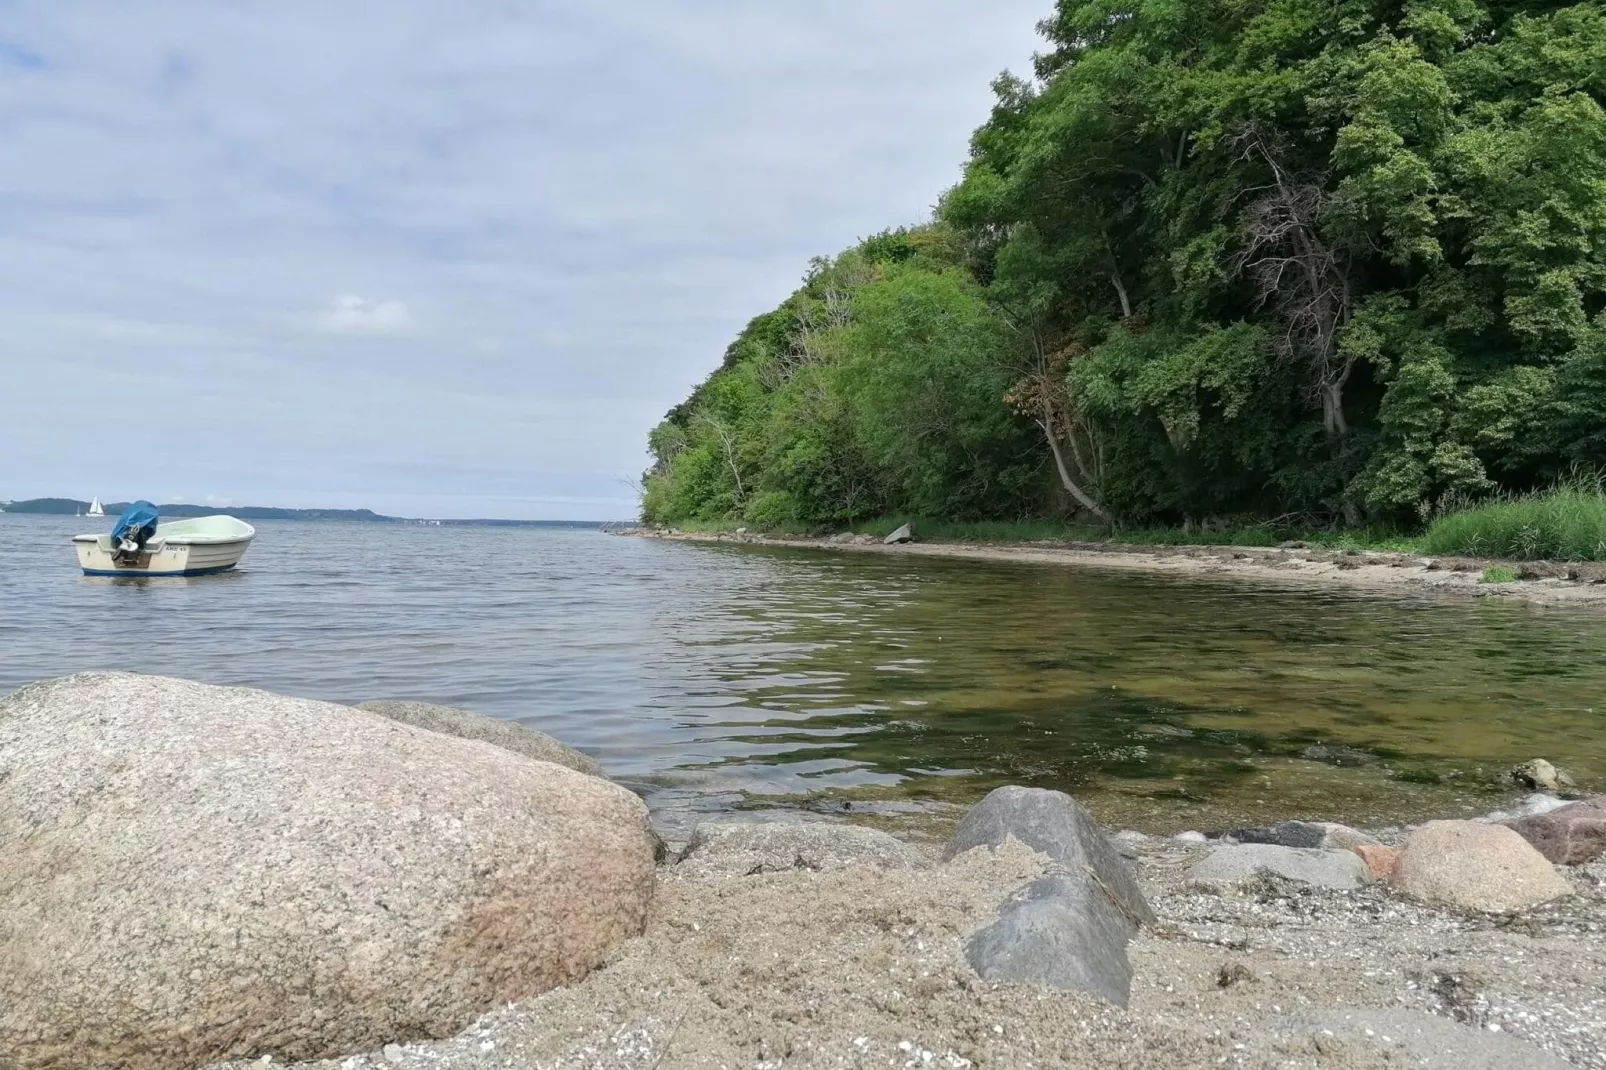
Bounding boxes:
111 501 159 545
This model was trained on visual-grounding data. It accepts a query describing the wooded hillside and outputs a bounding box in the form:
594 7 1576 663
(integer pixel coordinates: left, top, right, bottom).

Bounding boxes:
645 0 1606 531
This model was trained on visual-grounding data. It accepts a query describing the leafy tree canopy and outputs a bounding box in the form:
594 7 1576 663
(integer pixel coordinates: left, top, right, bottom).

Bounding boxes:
644 0 1606 530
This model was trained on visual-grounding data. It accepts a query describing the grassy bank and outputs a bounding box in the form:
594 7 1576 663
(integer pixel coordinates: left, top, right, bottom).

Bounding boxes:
1422 485 1606 561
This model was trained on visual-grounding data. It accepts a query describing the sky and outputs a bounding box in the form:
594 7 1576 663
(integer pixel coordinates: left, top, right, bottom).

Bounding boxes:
1 1 1050 520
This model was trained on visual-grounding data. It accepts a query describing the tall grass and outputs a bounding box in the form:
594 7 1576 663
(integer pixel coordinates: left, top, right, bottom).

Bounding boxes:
1422 481 1606 560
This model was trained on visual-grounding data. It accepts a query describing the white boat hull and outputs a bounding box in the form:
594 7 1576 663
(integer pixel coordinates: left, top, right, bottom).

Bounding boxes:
73 515 255 577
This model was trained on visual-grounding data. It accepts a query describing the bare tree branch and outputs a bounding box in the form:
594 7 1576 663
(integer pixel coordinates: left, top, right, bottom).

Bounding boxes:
695 414 746 504
1229 122 1356 439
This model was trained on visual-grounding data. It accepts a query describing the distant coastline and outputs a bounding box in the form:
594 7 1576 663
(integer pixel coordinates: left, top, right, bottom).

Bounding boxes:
0 498 617 529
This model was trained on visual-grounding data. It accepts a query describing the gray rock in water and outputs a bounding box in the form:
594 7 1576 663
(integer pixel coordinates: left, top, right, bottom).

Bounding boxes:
0 673 656 1070
1301 743 1376 766
1508 758 1574 792
945 786 1154 1006
1252 1009 1573 1069
678 819 927 878
883 523 913 544
1188 844 1370 890
357 698 603 776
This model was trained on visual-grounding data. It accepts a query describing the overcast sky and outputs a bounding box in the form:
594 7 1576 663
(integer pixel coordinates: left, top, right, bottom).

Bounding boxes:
1 2 1048 519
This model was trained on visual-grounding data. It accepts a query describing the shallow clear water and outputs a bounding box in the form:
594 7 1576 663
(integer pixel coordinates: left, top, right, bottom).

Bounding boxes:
3 514 1603 833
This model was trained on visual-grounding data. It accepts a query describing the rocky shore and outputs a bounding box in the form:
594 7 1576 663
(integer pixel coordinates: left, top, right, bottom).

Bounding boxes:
624 528 1606 609
213 800 1606 1070
3 674 1602 1070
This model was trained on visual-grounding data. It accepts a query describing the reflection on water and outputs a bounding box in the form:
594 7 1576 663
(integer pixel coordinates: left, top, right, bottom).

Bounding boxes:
2 514 1602 832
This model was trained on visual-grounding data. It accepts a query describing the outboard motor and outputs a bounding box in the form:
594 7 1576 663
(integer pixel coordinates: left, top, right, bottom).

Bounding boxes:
110 501 159 563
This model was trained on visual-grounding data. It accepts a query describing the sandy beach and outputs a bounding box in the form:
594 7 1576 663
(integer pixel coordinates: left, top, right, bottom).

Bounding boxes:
629 530 1606 609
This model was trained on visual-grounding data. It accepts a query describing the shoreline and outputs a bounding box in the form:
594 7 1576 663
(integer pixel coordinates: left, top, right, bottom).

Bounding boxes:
14 677 1601 1069
625 528 1606 608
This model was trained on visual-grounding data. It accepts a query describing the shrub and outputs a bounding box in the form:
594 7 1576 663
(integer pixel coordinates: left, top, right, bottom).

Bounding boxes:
742 490 801 528
1423 480 1606 561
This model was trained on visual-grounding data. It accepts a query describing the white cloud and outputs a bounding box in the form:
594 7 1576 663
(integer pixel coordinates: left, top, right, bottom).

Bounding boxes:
315 294 413 337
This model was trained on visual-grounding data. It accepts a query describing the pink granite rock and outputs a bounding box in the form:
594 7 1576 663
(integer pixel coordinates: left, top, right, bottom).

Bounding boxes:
1504 796 1606 865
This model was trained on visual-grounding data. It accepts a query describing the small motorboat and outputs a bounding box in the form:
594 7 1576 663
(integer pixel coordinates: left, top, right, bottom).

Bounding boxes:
73 501 255 577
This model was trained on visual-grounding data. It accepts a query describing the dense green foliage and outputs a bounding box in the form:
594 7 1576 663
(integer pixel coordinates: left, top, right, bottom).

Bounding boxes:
645 0 1606 532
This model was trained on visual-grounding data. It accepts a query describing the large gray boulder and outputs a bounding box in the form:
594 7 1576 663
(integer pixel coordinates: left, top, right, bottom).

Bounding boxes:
1187 844 1371 890
0 673 657 1070
678 819 927 878
944 786 1154 1006
356 698 602 777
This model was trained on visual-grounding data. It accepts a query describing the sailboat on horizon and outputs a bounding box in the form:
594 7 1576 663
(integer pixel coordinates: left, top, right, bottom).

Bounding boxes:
86 497 104 517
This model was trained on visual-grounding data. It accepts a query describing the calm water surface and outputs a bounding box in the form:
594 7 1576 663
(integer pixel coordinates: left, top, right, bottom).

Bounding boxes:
3 514 1603 833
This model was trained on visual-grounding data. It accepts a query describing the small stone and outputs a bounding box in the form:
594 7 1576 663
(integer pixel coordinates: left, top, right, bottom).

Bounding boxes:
734 527 748 534
1175 831 1208 845
1217 963 1254 988
1390 820 1572 912
1507 759 1565 793
1188 844 1369 890
382 1044 405 1063
1348 844 1401 881
1503 796 1606 865
1301 744 1376 767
